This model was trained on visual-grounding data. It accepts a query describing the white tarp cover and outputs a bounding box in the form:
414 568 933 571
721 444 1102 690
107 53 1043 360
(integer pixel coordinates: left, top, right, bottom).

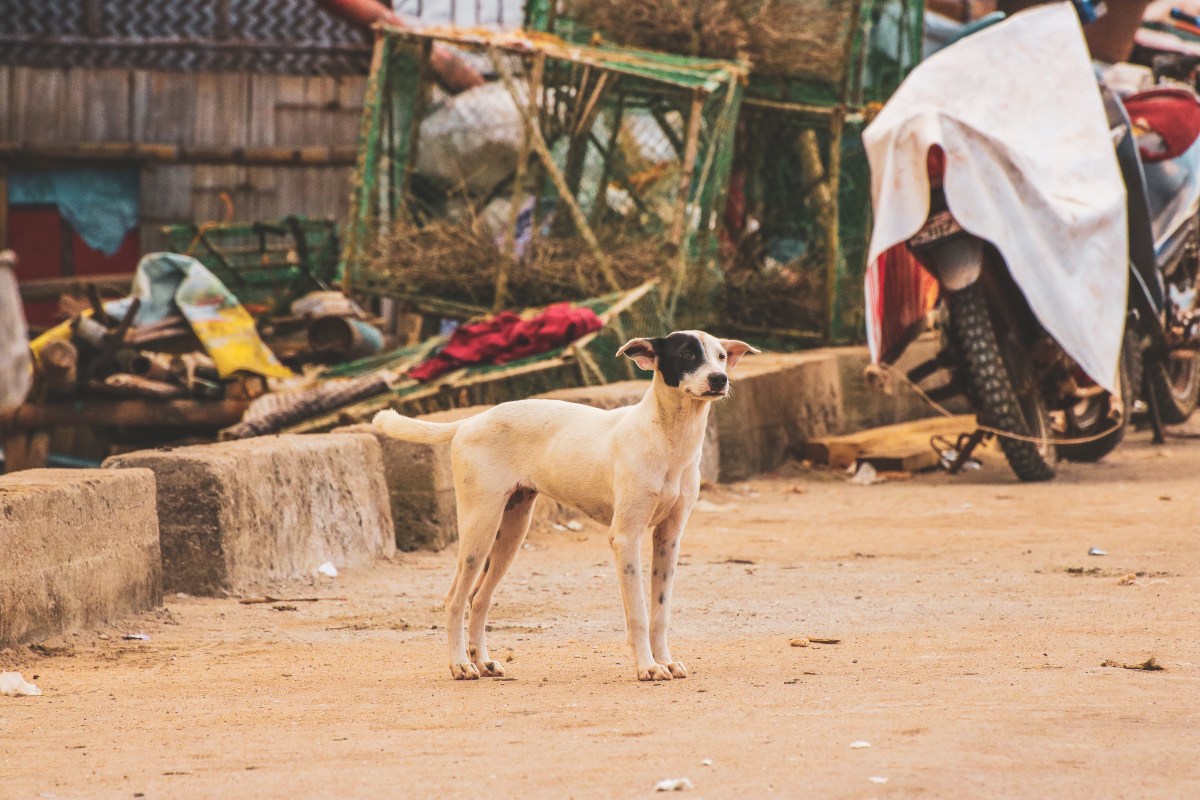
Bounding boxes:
864 2 1127 391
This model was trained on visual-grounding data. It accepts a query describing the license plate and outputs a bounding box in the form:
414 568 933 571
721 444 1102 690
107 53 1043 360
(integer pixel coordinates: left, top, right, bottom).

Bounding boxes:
909 210 963 247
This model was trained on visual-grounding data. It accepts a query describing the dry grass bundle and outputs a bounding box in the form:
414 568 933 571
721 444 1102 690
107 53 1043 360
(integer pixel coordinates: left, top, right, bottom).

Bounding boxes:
571 0 853 80
720 241 826 332
372 216 670 310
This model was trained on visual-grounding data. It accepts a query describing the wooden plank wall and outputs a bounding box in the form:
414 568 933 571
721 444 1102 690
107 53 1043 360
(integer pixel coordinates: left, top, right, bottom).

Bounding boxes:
0 66 366 251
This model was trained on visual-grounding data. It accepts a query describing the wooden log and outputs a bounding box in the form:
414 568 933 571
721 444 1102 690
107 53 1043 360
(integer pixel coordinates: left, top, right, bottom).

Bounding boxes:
18 273 135 302
91 374 189 400
0 141 358 167
806 415 978 471
39 339 79 398
2 400 249 429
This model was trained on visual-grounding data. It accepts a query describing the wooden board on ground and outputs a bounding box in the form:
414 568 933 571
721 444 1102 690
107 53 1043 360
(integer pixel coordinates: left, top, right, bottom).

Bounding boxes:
807 415 978 472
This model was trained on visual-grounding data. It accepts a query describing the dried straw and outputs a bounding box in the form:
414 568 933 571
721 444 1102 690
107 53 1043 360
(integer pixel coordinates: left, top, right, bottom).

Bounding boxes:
372 216 670 310
570 0 852 81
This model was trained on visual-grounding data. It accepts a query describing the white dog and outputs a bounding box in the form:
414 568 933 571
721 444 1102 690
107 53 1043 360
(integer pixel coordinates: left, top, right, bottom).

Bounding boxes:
373 331 759 681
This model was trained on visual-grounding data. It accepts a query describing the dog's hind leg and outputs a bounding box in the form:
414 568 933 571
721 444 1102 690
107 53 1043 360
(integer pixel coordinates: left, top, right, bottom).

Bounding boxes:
466 488 537 677
446 490 507 681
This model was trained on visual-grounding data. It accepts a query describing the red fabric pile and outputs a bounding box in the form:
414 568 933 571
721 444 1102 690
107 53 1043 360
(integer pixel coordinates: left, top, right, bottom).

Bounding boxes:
407 303 604 382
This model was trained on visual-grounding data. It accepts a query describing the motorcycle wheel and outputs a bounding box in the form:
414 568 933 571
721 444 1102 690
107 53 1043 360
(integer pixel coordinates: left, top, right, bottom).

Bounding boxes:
1056 328 1138 462
1144 348 1200 424
946 282 1057 482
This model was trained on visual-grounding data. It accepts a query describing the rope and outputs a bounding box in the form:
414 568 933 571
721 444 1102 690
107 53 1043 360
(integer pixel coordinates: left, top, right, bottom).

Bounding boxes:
878 363 1124 448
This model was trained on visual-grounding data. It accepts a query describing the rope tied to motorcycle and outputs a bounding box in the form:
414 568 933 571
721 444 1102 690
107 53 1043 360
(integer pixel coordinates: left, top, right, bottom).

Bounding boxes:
877 362 1125 448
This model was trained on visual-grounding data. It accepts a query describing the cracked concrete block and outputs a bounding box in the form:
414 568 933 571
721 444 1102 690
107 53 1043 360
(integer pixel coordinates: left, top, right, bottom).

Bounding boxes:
0 468 161 647
104 434 393 595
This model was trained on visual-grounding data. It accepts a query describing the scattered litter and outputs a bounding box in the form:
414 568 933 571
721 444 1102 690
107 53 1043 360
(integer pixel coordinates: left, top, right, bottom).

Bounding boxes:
719 557 756 565
809 637 841 645
693 500 738 513
1117 573 1138 586
701 759 713 767
122 633 150 641
1 672 42 697
869 776 889 785
654 778 694 792
850 463 878 486
239 596 343 605
553 523 568 531
272 605 298 612
789 638 809 647
849 741 872 749
317 561 339 578
1101 657 1163 671
1087 547 1107 556
565 520 584 532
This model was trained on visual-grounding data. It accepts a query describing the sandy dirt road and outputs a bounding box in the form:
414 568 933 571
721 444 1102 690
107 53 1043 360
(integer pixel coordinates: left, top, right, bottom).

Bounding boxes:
2 427 1198 799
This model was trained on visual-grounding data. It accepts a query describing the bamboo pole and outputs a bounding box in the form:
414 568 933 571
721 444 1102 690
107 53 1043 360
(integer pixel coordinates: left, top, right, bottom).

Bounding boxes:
489 49 622 293
494 51 545 312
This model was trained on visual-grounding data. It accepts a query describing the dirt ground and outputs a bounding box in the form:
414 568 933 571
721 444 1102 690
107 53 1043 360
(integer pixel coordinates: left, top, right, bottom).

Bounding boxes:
3 426 1199 799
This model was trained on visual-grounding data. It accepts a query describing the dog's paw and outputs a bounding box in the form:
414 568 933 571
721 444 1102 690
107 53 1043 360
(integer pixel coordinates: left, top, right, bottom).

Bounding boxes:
450 662 481 680
665 661 688 679
476 660 506 678
637 664 674 681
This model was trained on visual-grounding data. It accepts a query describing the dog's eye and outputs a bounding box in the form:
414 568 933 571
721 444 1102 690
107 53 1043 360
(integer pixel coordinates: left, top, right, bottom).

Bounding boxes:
682 351 695 361
719 352 727 360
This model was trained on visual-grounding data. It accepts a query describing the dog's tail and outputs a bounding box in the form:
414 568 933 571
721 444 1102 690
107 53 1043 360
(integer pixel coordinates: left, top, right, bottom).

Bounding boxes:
372 408 461 445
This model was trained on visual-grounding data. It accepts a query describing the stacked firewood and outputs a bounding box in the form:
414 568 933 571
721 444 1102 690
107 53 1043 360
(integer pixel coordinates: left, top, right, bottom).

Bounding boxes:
34 287 266 404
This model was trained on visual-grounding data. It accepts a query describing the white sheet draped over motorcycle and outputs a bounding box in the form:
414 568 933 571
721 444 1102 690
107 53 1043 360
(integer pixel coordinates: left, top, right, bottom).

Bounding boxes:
863 2 1127 391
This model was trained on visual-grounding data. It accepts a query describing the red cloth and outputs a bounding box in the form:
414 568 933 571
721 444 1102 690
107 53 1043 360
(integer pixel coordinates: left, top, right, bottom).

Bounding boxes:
408 303 604 382
1125 87 1200 163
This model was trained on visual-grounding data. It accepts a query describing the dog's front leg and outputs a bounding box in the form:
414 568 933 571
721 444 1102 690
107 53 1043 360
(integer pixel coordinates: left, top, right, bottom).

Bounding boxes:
609 501 671 681
650 503 691 679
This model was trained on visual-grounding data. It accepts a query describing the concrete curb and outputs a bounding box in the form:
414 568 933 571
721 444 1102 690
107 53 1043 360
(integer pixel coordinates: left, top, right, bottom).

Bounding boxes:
104 434 394 595
0 468 162 647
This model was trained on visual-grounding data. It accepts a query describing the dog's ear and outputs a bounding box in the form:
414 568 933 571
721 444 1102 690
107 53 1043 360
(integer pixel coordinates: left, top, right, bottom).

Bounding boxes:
719 339 761 370
616 337 658 371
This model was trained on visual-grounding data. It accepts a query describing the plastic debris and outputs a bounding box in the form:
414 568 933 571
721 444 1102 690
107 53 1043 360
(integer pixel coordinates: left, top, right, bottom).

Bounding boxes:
850 463 878 486
870 776 889 785
1088 547 1107 556
122 633 150 641
317 561 339 578
565 520 584 532
1 672 42 697
701 759 713 767
654 778 694 792
849 741 872 749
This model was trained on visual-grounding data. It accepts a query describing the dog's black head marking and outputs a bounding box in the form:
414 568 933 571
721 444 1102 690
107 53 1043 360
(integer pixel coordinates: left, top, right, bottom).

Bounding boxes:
652 332 706 388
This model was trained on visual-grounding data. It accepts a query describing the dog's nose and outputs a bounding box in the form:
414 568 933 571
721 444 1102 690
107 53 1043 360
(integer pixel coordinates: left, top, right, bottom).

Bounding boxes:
708 373 728 391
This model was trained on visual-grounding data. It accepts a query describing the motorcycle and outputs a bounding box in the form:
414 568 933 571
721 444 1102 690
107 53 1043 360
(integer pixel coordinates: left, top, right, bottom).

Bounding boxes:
862 1 1200 481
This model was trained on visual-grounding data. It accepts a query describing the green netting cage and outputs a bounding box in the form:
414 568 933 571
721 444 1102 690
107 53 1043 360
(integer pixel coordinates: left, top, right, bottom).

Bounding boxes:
341 25 746 327
527 0 924 344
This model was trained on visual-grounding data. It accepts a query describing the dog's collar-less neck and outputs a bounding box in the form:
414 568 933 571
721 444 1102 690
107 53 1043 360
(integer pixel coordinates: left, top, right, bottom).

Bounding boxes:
644 374 712 442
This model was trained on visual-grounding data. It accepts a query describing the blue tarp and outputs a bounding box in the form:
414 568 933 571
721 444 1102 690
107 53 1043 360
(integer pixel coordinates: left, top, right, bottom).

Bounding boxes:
8 167 139 256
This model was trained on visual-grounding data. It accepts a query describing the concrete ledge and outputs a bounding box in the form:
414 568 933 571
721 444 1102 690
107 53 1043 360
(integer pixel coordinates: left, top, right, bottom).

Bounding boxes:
714 352 843 482
104 434 394 595
0 469 161 647
536 381 720 483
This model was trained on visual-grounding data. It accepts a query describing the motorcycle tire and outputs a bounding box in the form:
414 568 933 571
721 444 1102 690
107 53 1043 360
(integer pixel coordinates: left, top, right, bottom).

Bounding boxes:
1056 328 1139 462
946 282 1057 482
1144 349 1200 424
